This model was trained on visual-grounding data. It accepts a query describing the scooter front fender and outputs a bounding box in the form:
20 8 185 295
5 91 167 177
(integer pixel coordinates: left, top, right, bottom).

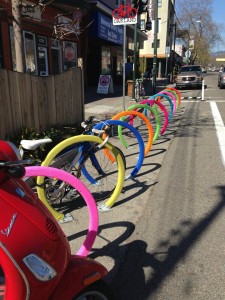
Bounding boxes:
50 255 108 300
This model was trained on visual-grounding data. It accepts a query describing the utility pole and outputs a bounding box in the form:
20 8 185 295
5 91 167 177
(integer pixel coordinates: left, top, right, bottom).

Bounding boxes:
122 0 127 110
131 22 138 100
152 0 158 94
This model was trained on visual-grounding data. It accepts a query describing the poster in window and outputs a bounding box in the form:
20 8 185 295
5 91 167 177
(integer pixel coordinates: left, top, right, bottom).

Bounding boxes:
63 41 77 70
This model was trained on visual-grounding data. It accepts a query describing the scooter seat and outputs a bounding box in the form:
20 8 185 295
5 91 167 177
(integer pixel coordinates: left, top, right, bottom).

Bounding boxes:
20 138 52 150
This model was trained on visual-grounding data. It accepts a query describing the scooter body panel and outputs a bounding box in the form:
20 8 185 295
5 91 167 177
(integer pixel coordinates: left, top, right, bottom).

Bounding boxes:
0 140 108 300
50 255 108 300
0 177 70 299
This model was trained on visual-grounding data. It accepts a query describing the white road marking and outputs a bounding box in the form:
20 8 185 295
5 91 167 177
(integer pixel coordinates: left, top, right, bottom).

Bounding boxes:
181 100 225 103
210 102 225 167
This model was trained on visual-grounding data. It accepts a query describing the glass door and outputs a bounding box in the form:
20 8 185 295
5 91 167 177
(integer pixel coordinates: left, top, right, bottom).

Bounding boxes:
23 31 37 75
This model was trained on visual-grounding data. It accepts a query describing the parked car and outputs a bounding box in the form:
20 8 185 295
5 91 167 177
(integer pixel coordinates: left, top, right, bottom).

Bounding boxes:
218 67 225 89
201 67 207 73
175 65 203 89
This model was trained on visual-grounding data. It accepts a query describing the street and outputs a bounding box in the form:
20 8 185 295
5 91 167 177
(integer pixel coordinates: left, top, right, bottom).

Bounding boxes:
110 72 225 299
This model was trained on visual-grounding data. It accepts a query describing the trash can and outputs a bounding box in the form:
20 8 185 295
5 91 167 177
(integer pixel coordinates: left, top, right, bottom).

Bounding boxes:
127 80 133 97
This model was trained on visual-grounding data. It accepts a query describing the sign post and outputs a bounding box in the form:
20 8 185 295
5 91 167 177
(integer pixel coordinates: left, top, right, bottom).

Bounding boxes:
112 3 137 110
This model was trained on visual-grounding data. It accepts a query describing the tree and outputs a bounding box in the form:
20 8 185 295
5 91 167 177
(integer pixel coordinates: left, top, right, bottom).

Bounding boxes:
11 0 25 73
175 0 225 65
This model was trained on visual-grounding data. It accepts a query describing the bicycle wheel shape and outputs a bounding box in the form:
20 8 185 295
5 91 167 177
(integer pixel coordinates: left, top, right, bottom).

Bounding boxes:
93 119 145 179
153 93 174 121
36 135 125 217
25 166 98 257
165 88 181 108
127 7 138 18
140 99 169 135
127 104 161 143
159 90 177 114
76 145 125 202
111 110 154 157
165 87 181 108
112 8 122 19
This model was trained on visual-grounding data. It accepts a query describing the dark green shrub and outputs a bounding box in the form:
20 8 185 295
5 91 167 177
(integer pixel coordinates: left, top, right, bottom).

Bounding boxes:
7 124 83 161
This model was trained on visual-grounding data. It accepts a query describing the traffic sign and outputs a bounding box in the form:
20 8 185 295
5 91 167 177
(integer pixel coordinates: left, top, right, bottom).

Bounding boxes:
112 4 137 25
113 15 137 25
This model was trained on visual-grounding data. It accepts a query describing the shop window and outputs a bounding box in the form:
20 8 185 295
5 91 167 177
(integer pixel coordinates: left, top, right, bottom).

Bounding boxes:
63 41 77 71
37 36 49 76
152 39 160 48
51 39 62 74
101 46 111 75
116 50 123 76
128 37 134 51
23 31 37 75
140 19 145 31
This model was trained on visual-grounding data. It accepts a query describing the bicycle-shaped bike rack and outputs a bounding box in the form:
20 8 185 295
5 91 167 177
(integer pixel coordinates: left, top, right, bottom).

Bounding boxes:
112 3 137 19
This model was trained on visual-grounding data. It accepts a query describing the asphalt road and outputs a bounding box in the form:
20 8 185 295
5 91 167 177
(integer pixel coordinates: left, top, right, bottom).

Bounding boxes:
111 72 225 299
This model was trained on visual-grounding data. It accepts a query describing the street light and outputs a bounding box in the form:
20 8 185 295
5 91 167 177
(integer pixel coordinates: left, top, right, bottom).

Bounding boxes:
196 19 202 38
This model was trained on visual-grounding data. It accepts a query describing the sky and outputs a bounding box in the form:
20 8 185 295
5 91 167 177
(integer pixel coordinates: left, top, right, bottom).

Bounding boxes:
175 0 225 52
211 0 225 51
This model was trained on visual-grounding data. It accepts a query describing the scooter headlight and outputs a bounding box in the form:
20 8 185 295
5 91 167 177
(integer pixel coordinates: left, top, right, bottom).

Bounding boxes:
23 254 57 281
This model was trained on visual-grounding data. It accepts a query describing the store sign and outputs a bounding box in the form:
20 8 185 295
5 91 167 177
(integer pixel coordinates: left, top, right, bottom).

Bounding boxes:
98 13 123 45
147 0 155 21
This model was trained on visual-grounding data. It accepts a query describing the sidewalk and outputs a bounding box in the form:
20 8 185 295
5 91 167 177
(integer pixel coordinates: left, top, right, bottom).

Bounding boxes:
84 78 171 121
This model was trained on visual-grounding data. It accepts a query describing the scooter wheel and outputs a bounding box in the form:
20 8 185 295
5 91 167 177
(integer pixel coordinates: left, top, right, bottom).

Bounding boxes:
74 279 116 300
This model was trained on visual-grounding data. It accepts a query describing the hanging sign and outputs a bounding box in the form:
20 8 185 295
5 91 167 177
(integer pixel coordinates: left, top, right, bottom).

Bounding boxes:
97 75 114 94
112 4 137 25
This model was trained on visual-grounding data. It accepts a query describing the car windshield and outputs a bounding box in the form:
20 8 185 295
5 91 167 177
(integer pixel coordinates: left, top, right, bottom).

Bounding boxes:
179 66 201 73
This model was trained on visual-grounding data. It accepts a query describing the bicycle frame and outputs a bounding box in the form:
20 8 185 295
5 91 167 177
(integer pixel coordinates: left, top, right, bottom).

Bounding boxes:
37 135 125 219
50 141 107 185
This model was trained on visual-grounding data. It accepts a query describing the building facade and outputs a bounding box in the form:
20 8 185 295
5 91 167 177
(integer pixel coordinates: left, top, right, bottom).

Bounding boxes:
139 0 176 78
86 0 148 85
0 0 89 75
0 0 148 88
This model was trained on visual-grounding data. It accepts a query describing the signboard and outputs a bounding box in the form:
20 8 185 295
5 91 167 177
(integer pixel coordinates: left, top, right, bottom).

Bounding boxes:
147 0 155 21
98 13 124 45
97 75 114 94
112 4 137 25
113 15 137 25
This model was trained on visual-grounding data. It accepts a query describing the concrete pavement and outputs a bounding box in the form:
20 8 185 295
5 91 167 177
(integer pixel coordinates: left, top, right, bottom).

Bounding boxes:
84 78 171 121
60 78 180 285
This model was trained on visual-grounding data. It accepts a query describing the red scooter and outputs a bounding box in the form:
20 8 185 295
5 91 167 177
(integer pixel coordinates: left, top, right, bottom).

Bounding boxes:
0 140 115 300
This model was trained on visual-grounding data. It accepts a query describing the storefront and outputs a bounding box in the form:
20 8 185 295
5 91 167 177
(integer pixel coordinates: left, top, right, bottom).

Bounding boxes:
0 0 88 76
87 11 124 85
